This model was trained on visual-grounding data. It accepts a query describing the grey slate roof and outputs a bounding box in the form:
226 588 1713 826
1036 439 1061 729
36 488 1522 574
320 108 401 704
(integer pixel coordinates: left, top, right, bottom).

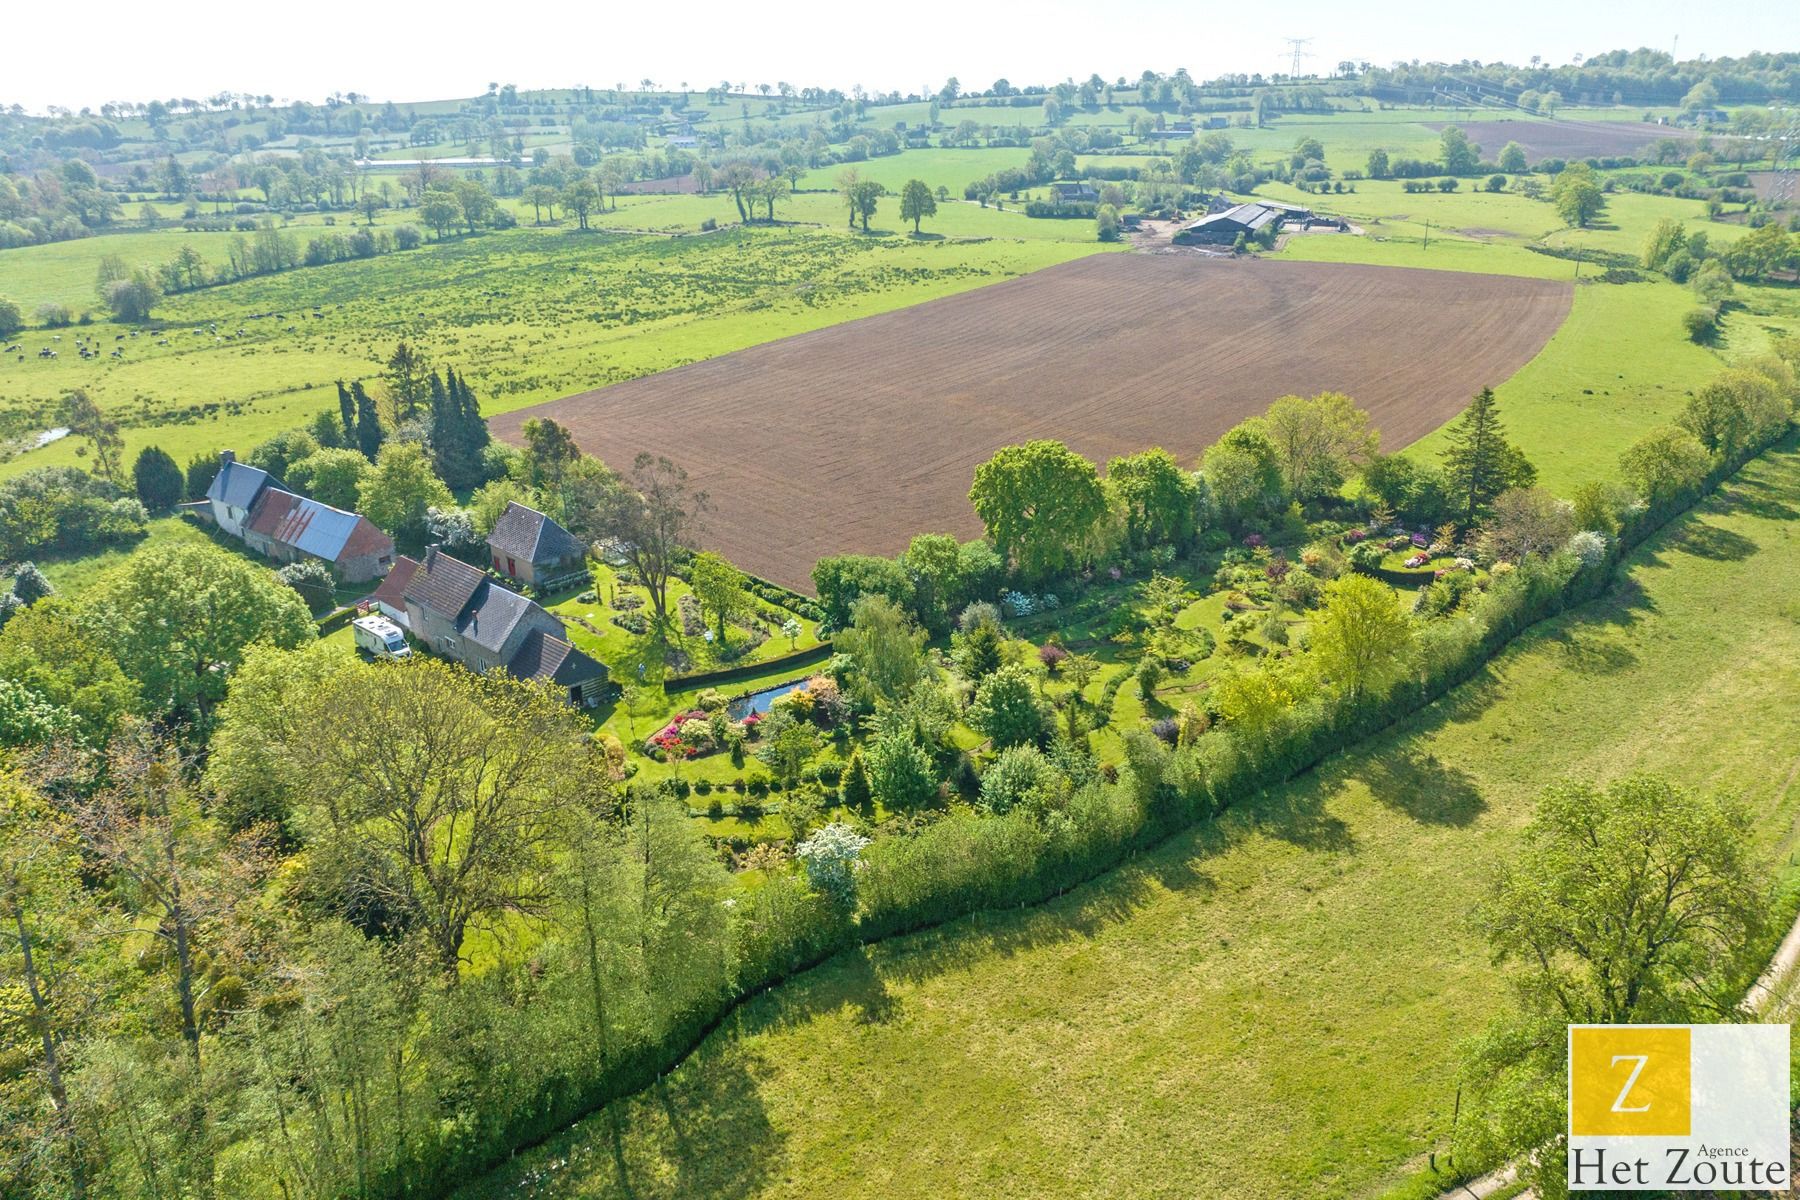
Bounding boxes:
461 579 534 655
206 460 279 510
507 628 607 687
401 548 536 655
402 548 486 624
487 502 585 566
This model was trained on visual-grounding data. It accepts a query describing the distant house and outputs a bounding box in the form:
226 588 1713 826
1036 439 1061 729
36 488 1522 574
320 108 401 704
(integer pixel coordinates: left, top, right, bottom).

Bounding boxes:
666 134 699 150
1175 201 1288 244
203 450 395 582
399 547 608 704
486 501 587 589
1050 182 1099 204
1201 116 1230 130
1675 108 1728 127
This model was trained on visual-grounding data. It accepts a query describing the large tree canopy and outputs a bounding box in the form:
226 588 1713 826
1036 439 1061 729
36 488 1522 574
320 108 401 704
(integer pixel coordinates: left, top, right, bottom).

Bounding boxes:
969 440 1108 581
81 542 314 715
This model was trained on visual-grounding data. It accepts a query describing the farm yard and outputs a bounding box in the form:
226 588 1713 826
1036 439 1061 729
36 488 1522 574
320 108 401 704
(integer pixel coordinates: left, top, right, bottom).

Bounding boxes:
493 254 1571 591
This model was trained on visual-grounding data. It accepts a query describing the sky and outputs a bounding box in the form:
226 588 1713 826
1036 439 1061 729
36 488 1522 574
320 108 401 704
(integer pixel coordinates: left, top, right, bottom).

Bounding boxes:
8 0 1797 113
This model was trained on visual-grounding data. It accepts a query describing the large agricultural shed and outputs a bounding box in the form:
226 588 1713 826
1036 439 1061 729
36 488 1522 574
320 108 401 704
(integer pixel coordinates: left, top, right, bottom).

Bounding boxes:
494 255 1571 592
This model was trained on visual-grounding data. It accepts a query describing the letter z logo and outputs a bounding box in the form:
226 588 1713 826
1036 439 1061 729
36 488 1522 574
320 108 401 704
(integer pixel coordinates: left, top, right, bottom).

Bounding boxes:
1570 1027 1692 1137
1609 1055 1651 1113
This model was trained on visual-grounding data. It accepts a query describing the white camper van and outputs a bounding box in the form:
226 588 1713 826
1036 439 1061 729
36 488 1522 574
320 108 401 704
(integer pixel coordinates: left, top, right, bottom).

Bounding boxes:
352 614 412 660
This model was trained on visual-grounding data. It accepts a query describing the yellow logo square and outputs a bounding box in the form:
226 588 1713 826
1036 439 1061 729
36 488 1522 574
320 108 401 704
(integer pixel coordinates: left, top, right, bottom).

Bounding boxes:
1570 1026 1692 1136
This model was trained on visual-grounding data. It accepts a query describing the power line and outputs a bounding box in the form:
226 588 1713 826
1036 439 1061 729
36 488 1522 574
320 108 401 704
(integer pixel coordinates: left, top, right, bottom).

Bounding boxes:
1284 37 1313 80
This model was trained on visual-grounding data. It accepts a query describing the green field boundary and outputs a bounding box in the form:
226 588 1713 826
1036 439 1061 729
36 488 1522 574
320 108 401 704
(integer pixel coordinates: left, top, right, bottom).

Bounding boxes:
436 425 1799 1200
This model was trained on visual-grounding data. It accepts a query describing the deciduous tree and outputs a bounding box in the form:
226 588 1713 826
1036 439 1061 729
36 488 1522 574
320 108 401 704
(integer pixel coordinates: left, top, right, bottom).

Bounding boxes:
1262 391 1379 500
598 454 707 626
82 542 314 716
1307 574 1414 703
358 441 453 544
899 178 936 234
969 440 1107 580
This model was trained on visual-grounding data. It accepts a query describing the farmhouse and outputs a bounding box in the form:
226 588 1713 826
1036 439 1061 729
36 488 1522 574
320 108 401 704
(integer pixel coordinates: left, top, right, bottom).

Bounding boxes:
486 501 588 589
203 451 395 582
1050 182 1099 204
397 547 607 703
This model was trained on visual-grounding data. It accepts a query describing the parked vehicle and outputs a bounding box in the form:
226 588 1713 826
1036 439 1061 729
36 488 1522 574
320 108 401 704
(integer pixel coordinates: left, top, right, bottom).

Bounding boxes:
352 614 411 660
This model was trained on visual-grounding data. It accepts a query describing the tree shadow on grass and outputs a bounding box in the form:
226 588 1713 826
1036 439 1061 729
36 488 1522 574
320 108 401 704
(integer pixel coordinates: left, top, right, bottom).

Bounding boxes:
1359 749 1487 827
1661 520 1759 562
494 1052 783 1200
1249 772 1360 852
1716 475 1800 523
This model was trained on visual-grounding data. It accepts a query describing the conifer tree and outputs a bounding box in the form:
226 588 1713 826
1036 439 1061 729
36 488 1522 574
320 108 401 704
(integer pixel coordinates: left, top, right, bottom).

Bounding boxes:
337 380 356 439
1441 387 1537 523
353 381 384 461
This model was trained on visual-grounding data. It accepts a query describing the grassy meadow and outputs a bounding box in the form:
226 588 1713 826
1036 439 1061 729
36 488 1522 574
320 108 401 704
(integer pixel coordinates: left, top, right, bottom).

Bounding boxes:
1264 179 1798 492
459 438 1800 1200
0 223 1105 477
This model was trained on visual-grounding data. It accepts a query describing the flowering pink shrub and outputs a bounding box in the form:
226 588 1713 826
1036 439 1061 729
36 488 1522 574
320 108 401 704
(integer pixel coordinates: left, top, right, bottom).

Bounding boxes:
1345 528 1366 544
1243 533 1266 549
1039 642 1069 670
1405 553 1430 569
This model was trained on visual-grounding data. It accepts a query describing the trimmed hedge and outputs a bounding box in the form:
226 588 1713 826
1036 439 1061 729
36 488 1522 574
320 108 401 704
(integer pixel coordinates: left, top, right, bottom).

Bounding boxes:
664 640 834 692
316 605 357 635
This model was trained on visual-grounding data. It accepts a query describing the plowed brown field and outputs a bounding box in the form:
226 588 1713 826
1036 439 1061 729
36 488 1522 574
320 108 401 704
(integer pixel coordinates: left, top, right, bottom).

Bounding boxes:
492 255 1572 592
1424 118 1692 162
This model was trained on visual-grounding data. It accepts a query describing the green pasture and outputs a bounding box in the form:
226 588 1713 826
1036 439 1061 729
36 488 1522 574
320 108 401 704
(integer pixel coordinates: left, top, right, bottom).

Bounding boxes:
561 189 1109 242
458 438 1800 1200
1264 178 1793 491
0 224 1103 479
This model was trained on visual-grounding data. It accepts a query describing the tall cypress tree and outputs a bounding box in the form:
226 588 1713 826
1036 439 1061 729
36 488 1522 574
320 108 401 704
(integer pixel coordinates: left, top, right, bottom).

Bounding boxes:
337 380 355 440
454 368 490 471
353 381 384 461
1440 387 1536 524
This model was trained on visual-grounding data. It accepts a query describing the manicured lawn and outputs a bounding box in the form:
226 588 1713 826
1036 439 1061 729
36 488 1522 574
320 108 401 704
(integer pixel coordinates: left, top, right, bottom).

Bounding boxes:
457 440 1800 1200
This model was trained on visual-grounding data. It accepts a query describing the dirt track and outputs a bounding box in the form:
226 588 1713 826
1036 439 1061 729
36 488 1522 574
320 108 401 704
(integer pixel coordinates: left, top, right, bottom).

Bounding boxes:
492 255 1572 592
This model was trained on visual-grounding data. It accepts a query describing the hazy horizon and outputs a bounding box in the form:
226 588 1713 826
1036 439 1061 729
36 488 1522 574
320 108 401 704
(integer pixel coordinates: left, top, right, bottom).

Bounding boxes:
8 0 1795 114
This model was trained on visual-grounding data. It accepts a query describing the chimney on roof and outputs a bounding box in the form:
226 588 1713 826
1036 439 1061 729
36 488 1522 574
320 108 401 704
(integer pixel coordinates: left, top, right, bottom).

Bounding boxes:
220 449 235 464
423 544 439 570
